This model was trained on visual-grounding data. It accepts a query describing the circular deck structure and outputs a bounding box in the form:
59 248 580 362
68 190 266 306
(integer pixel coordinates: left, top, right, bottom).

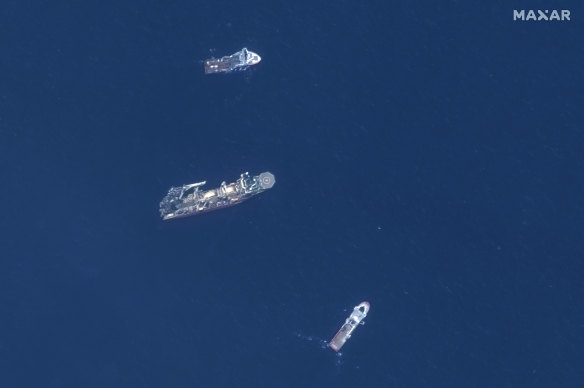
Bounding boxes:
258 172 276 189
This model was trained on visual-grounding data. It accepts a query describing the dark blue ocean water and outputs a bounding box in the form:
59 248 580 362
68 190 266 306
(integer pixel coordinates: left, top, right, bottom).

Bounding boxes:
1 1 583 387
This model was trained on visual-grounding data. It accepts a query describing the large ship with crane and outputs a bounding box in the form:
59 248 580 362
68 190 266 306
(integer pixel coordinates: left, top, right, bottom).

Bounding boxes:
159 171 275 220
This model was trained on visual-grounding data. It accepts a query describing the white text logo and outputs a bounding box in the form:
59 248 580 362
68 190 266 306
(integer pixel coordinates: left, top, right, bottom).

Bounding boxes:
513 10 571 21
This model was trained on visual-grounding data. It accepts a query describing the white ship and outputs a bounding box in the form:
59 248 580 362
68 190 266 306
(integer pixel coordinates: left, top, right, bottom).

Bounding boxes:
159 172 275 220
328 301 370 352
204 48 261 74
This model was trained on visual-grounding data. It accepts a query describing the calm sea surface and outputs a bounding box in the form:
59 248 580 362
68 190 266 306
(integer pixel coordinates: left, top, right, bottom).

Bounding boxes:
1 1 582 387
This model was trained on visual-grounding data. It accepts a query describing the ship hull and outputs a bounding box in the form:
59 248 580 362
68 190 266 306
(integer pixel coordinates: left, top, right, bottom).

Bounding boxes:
159 172 275 220
328 301 370 352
